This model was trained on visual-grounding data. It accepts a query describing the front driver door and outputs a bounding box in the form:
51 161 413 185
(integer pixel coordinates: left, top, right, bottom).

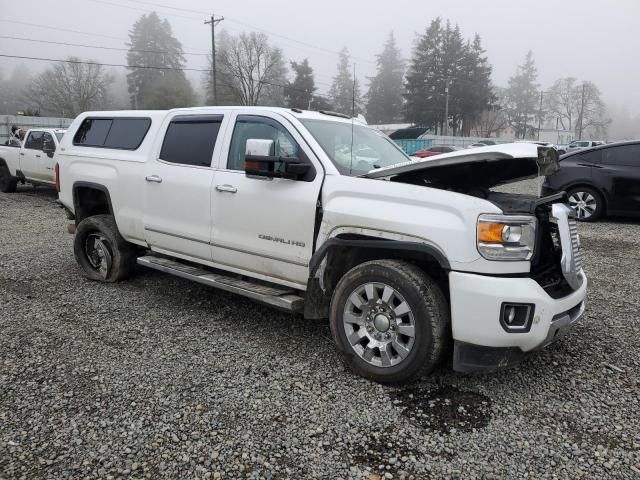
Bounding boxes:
210 112 323 288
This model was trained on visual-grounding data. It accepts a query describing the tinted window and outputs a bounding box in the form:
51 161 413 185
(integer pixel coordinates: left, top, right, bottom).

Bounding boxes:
24 131 45 150
569 150 601 164
228 116 300 171
42 132 55 150
73 118 151 149
159 115 222 167
74 119 112 146
104 118 151 149
601 145 640 166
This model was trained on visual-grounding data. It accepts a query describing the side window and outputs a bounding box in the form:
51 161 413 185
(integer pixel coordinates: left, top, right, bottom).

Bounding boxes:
574 150 601 164
74 119 112 146
42 132 55 150
104 118 151 149
602 146 640 167
73 118 151 149
227 115 300 171
159 115 222 167
24 131 45 150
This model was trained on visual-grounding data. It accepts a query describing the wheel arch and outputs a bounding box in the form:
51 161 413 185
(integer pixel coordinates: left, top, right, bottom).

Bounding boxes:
303 233 451 319
72 181 115 224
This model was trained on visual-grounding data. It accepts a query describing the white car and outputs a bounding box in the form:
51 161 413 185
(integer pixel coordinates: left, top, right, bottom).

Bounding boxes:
0 128 66 192
56 107 587 384
564 140 605 154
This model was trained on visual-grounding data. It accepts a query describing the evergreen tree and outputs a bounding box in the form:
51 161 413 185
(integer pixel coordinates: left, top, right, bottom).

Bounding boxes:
366 32 405 124
403 18 445 131
505 50 539 138
126 12 194 109
329 48 362 115
285 59 316 109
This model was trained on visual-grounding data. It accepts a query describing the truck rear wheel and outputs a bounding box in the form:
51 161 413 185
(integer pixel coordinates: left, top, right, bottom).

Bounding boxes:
0 163 18 193
329 260 449 384
74 215 137 283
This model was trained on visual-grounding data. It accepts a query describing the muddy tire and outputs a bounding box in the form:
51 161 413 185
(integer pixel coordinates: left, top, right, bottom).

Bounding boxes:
330 260 449 385
0 162 18 193
74 215 137 282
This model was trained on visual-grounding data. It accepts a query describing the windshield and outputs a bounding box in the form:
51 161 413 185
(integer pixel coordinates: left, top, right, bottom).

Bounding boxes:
300 119 410 175
570 141 590 147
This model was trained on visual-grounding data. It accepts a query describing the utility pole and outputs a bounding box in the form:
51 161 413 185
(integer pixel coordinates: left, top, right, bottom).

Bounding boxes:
537 90 544 141
204 14 224 105
444 80 450 136
577 83 586 140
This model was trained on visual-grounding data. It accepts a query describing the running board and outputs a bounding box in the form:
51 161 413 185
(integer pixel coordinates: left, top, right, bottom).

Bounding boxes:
137 255 304 313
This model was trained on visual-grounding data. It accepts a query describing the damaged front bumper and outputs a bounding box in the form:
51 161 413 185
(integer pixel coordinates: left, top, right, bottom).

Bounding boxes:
449 270 587 373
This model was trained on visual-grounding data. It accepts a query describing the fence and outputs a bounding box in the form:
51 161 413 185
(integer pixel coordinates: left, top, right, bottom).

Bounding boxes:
0 115 73 143
394 139 433 155
417 134 514 148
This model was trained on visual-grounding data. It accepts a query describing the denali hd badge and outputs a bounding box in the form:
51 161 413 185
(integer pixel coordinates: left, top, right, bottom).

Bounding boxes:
258 234 305 248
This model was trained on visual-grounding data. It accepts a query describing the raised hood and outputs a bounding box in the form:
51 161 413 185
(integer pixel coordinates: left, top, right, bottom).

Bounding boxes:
364 143 560 191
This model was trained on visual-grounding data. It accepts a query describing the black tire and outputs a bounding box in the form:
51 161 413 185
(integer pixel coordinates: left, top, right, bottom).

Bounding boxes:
73 214 137 282
0 162 18 193
329 260 449 385
567 186 604 222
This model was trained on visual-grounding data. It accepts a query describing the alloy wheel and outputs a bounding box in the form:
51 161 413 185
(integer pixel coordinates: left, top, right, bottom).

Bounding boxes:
568 191 597 220
342 282 416 368
84 233 113 279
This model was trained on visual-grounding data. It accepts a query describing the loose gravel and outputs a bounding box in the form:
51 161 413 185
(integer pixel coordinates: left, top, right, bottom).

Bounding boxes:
1 183 639 480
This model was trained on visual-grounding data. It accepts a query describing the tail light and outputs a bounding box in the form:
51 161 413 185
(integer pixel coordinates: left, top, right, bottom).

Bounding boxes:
54 162 60 193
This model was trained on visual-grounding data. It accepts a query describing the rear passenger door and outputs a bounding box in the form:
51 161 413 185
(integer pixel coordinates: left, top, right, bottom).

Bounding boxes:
143 114 225 261
600 145 640 214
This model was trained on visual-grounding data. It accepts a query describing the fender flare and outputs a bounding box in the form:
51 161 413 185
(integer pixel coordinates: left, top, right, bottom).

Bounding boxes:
72 181 115 218
309 236 451 276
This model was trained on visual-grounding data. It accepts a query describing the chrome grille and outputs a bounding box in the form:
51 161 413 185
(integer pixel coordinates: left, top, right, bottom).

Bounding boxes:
568 217 583 272
551 203 583 290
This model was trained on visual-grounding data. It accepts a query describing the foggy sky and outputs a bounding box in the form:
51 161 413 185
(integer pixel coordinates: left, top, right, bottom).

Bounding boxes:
1 0 639 113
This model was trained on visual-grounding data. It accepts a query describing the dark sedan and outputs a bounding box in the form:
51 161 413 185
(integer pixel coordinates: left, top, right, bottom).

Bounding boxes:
541 141 640 221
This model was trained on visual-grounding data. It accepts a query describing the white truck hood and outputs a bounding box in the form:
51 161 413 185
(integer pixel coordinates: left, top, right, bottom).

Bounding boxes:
363 143 559 190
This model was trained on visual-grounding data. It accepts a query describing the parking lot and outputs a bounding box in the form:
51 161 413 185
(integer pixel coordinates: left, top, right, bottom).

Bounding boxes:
1 184 639 480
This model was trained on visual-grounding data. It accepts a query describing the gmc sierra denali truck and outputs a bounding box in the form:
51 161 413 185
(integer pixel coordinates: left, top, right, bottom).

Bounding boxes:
56 107 587 384
0 128 66 192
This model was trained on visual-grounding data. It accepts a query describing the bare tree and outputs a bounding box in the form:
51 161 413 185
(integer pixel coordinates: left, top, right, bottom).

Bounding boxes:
545 78 609 138
24 57 113 117
471 107 508 137
217 32 287 106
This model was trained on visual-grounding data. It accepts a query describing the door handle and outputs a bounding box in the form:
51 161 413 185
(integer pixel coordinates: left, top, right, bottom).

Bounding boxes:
145 175 163 183
19 152 24 156
215 184 237 193
35 154 41 158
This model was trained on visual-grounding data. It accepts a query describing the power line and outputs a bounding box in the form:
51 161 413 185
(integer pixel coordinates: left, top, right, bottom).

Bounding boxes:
0 35 208 56
0 18 209 54
0 53 333 101
119 0 376 65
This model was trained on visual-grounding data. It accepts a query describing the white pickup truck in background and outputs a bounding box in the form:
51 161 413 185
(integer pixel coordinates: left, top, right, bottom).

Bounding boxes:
0 128 66 192
56 107 587 384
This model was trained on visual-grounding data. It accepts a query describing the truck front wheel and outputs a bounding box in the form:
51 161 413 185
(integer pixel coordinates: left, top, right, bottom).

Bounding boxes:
74 215 137 283
329 260 449 384
0 163 18 193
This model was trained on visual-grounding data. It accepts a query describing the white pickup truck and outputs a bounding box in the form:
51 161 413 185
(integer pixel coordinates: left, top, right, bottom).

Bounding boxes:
56 107 587 384
0 128 66 192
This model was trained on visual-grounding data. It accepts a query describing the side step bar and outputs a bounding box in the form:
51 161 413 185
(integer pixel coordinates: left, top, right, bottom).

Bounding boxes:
137 256 304 313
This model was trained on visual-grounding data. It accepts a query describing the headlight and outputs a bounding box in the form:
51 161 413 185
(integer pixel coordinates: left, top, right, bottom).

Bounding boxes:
477 214 537 261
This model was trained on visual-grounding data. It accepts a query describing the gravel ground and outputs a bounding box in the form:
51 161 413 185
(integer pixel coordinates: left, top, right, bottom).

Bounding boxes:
1 183 639 480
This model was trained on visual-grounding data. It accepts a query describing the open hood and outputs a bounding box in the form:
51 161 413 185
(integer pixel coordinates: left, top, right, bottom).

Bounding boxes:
364 143 560 191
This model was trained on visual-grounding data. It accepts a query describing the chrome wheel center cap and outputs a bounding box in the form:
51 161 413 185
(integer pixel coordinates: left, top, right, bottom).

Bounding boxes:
373 314 391 332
